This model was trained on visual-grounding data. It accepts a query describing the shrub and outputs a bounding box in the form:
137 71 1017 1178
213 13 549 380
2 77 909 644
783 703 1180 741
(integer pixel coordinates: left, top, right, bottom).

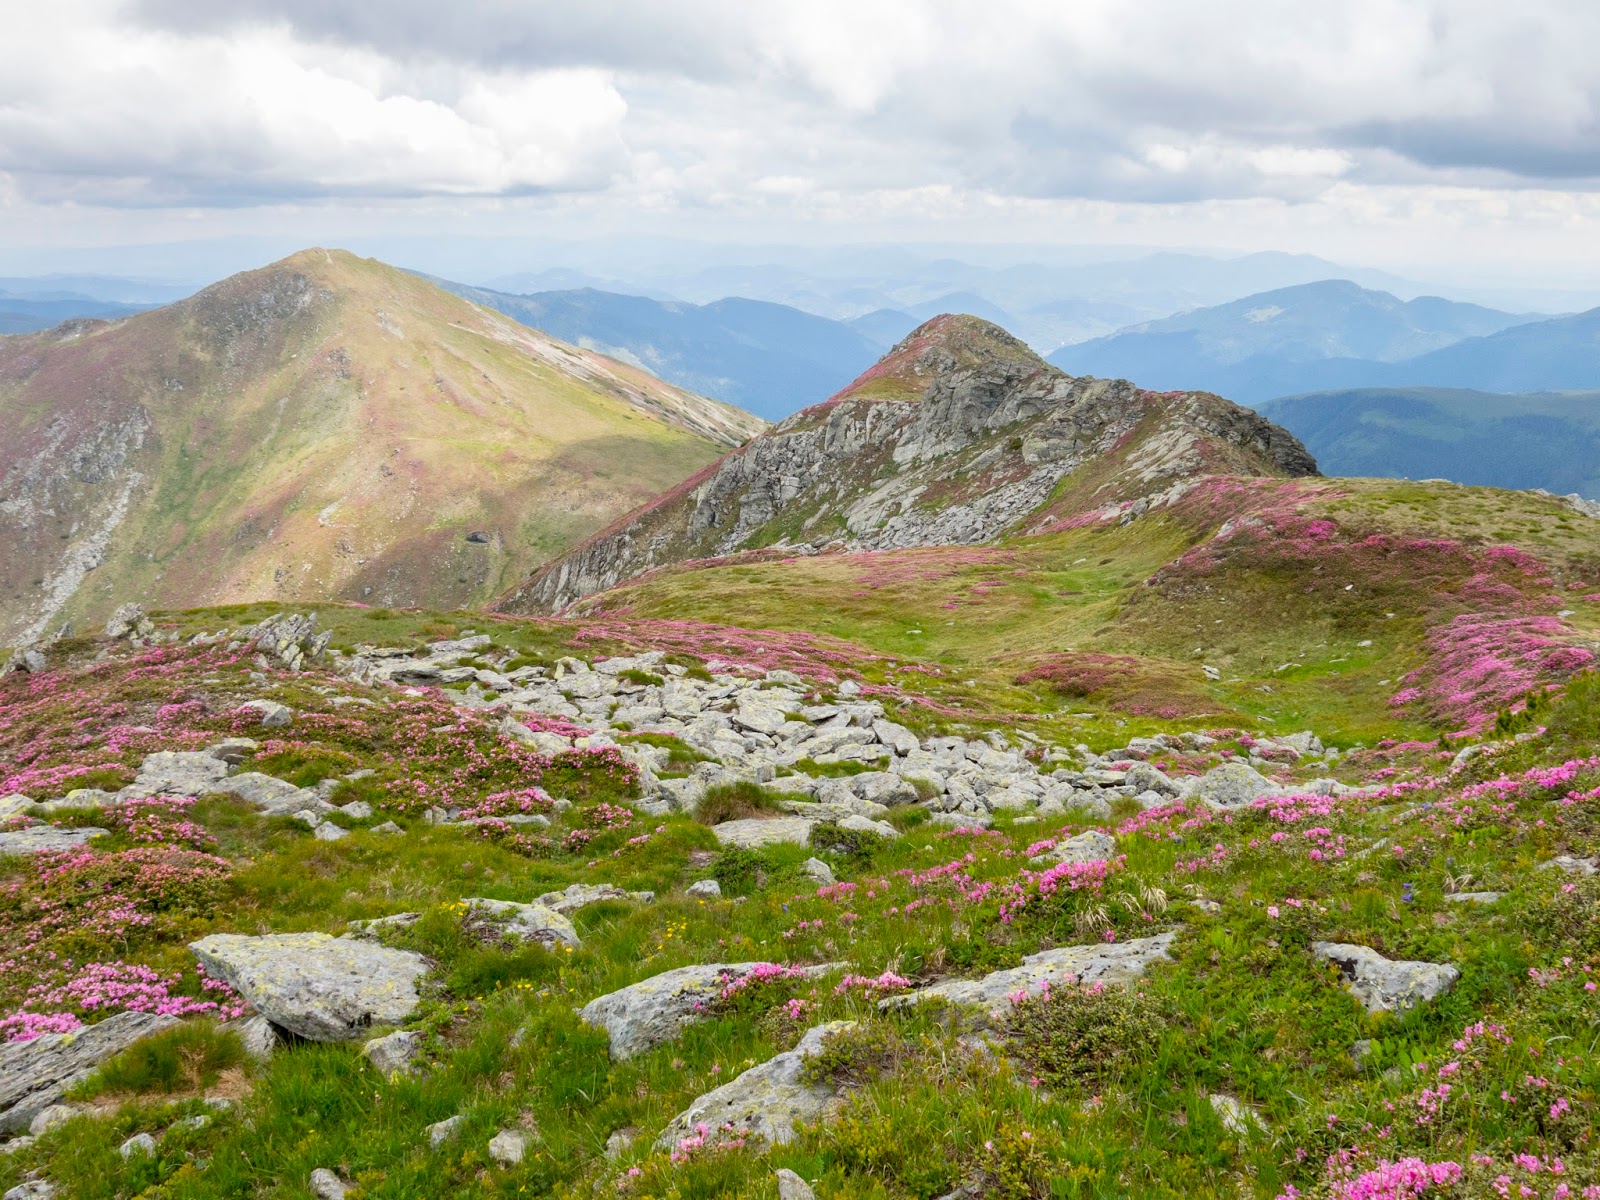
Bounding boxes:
800 1020 908 1087
710 846 768 895
695 781 784 826
808 820 886 866
1000 980 1167 1090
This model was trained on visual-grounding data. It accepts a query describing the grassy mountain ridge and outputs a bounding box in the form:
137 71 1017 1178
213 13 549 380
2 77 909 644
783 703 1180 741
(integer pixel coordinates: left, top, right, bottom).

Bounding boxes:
0 249 763 647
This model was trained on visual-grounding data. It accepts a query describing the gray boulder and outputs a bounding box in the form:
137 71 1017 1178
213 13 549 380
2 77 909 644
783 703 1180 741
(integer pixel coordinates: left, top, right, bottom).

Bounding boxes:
686 879 722 900
1190 761 1276 809
533 883 654 914
189 932 430 1042
578 962 837 1059
309 1169 347 1200
463 898 580 948
1030 830 1116 866
131 750 230 797
103 603 146 639
0 826 107 856
118 1132 157 1159
239 699 293 728
426 1114 465 1147
1541 855 1598 876
489 1129 532 1165
1311 942 1459 1014
213 772 318 814
2 1182 54 1200
801 857 836 886
1444 891 1502 904
362 1030 420 1076
656 1021 856 1150
711 817 814 848
776 1169 817 1200
882 933 1176 1020
850 772 920 807
0 1011 179 1134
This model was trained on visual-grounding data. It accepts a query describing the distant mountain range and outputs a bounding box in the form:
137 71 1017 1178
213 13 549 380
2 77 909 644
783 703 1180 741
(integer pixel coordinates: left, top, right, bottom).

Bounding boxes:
1258 388 1600 500
0 292 153 334
1046 280 1576 403
429 280 891 421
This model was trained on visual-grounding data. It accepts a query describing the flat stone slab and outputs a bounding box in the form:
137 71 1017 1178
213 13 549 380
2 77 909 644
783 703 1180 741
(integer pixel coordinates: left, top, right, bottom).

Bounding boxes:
579 962 839 1059
463 899 580 948
532 883 655 915
882 933 1177 1020
214 772 323 815
1030 830 1116 866
712 817 815 848
190 932 430 1041
1311 942 1459 1014
0 1011 179 1134
1541 855 1598 877
131 750 229 797
0 826 108 856
655 1021 856 1150
1444 891 1502 904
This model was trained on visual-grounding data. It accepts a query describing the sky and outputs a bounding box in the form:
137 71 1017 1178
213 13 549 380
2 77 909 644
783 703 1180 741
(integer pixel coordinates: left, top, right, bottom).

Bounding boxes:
3 0 1600 289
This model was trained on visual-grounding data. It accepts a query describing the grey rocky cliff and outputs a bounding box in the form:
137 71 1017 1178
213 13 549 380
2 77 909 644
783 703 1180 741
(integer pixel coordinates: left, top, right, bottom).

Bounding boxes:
505 316 1317 613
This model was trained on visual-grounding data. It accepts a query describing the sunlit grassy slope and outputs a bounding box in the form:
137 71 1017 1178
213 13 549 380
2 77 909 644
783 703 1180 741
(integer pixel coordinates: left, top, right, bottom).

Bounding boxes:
0 250 763 645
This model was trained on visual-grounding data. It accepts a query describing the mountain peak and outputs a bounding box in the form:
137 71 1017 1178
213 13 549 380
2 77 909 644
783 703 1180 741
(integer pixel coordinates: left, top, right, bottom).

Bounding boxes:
503 315 1316 613
828 312 1044 404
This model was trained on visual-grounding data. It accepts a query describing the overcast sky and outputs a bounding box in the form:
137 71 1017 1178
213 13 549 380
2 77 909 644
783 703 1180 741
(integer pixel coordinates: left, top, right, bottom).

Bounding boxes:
4 0 1600 282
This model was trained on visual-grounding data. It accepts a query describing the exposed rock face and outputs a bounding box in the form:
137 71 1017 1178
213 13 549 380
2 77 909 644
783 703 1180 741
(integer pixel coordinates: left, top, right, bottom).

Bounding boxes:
882 933 1177 1020
654 1021 857 1150
579 962 838 1059
504 315 1318 613
189 932 430 1041
1311 942 1459 1014
0 1011 179 1134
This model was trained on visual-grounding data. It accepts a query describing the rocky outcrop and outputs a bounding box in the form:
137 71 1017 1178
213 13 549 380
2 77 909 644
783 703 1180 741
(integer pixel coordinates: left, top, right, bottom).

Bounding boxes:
189 932 430 1041
503 315 1318 613
654 1021 856 1150
882 933 1177 1020
0 1012 179 1134
1311 942 1459 1014
578 962 839 1059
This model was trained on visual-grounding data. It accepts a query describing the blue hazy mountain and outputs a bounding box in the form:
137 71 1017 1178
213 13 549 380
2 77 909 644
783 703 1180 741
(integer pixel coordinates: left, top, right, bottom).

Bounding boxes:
1259 387 1600 499
1048 280 1544 403
430 280 888 421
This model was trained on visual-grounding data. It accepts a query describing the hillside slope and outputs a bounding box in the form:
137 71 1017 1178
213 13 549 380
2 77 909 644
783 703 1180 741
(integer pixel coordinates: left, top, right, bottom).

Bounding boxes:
0 250 764 646
501 315 1317 614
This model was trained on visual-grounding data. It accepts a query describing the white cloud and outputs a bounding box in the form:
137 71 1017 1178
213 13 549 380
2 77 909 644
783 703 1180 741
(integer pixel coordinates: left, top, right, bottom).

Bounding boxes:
0 1 627 201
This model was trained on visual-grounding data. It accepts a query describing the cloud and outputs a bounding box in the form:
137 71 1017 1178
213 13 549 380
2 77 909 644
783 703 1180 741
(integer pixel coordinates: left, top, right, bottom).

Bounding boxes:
0 1 628 203
3 0 1599 211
